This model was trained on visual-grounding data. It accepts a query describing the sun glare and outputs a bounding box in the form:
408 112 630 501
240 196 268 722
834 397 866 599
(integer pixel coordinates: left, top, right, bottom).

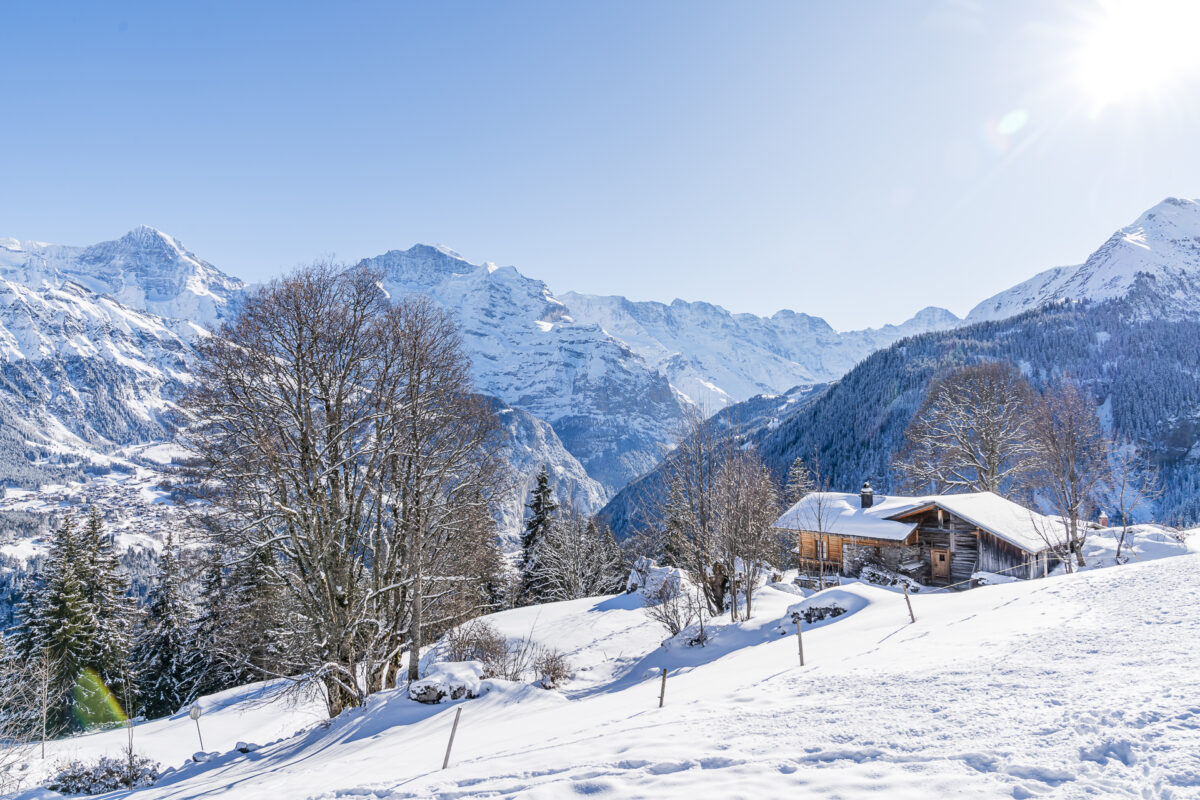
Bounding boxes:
1072 0 1200 114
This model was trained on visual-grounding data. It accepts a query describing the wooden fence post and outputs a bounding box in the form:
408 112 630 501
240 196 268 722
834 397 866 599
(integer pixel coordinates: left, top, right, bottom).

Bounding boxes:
791 611 804 666
903 584 916 624
658 668 667 708
442 706 462 770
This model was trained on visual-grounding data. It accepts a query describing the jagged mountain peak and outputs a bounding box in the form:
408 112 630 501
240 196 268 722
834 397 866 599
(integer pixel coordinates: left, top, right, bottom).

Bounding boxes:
0 226 245 328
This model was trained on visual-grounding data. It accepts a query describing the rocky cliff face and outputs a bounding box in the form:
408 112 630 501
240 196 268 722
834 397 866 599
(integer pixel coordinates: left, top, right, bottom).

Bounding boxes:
364 245 689 494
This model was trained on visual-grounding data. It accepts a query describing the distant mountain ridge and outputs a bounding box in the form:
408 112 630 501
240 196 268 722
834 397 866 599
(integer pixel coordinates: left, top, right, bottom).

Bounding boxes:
560 292 960 409
8 195 1200 543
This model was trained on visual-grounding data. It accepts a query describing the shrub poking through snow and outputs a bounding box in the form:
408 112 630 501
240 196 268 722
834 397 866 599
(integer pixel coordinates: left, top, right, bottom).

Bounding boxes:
534 647 572 689
799 605 846 624
442 620 510 667
45 749 159 795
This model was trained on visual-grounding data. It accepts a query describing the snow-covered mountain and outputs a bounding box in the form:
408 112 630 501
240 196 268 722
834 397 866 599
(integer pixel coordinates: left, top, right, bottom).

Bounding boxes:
0 232 611 551
486 397 608 549
0 275 192 486
967 197 1200 323
560 292 960 409
0 227 245 331
363 245 689 494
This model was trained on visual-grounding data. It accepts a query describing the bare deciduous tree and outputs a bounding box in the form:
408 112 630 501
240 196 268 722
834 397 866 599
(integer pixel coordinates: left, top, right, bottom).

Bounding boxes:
183 264 499 717
1028 379 1108 569
1100 440 1162 562
657 405 731 615
711 448 780 620
893 362 1035 496
528 511 625 602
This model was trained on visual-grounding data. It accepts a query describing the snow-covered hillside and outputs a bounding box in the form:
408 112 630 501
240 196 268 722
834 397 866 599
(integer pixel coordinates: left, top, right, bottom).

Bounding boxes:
19 541 1198 799
0 276 192 487
561 292 960 409
968 197 1200 323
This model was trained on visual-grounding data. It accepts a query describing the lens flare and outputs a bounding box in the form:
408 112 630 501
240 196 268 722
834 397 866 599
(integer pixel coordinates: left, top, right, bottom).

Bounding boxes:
71 668 129 729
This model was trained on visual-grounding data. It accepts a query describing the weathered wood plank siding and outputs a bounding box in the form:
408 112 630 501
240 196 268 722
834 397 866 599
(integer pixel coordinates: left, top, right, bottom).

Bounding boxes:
976 530 1035 578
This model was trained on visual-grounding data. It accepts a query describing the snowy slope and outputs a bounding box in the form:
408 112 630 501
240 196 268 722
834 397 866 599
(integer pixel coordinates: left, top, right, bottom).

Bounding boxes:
364 245 689 493
19 543 1199 799
0 276 192 476
561 292 960 410
967 197 1200 323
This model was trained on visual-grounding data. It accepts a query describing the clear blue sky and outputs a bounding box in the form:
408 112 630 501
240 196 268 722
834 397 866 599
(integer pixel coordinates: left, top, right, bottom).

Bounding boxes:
2 0 1198 330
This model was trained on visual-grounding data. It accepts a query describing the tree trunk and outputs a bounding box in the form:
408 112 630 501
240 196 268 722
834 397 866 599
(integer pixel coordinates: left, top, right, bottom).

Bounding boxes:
407 566 423 683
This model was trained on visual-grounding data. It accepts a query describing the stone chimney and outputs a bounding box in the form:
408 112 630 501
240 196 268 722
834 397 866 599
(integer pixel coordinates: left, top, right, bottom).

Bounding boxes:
1098 509 1109 528
860 480 874 509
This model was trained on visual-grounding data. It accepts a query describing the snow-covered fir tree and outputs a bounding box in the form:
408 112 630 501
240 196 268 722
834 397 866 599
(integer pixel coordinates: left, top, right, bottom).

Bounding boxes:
12 513 113 734
131 534 191 719
79 508 136 706
520 465 558 603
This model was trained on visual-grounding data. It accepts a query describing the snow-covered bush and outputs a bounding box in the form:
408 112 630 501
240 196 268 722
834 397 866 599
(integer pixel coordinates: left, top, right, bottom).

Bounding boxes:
798 605 846 624
645 580 701 638
409 661 485 704
45 751 159 795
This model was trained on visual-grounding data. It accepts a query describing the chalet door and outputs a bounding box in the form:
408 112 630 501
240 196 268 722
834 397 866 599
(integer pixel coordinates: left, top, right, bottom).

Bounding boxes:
931 547 951 580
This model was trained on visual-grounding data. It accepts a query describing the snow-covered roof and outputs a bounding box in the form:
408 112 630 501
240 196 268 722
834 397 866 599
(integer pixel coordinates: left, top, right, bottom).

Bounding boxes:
773 492 921 542
774 490 1064 553
916 493 1062 553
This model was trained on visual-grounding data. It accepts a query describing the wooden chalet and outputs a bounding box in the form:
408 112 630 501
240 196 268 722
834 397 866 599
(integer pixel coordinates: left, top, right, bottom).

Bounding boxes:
773 482 1064 586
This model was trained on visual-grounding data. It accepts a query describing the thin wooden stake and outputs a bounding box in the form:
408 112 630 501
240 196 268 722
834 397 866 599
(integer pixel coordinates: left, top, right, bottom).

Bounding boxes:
658 668 667 708
790 611 805 666
442 706 462 770
903 584 916 624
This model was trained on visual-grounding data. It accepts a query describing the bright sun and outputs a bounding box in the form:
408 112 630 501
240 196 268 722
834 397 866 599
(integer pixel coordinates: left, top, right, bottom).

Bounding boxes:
1072 0 1200 114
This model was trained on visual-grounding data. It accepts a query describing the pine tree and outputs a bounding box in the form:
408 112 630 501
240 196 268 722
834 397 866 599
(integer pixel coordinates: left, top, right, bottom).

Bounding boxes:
79 507 135 706
784 457 816 505
12 513 102 734
519 465 557 603
131 535 192 719
183 561 237 700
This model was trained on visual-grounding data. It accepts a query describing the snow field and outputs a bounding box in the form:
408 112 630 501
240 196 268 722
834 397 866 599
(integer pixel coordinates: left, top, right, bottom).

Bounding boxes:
12 539 1200 799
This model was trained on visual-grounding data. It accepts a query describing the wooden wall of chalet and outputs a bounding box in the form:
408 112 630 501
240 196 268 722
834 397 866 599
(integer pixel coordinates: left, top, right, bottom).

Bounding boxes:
976 530 1044 579
901 507 979 584
796 530 844 564
791 529 918 574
